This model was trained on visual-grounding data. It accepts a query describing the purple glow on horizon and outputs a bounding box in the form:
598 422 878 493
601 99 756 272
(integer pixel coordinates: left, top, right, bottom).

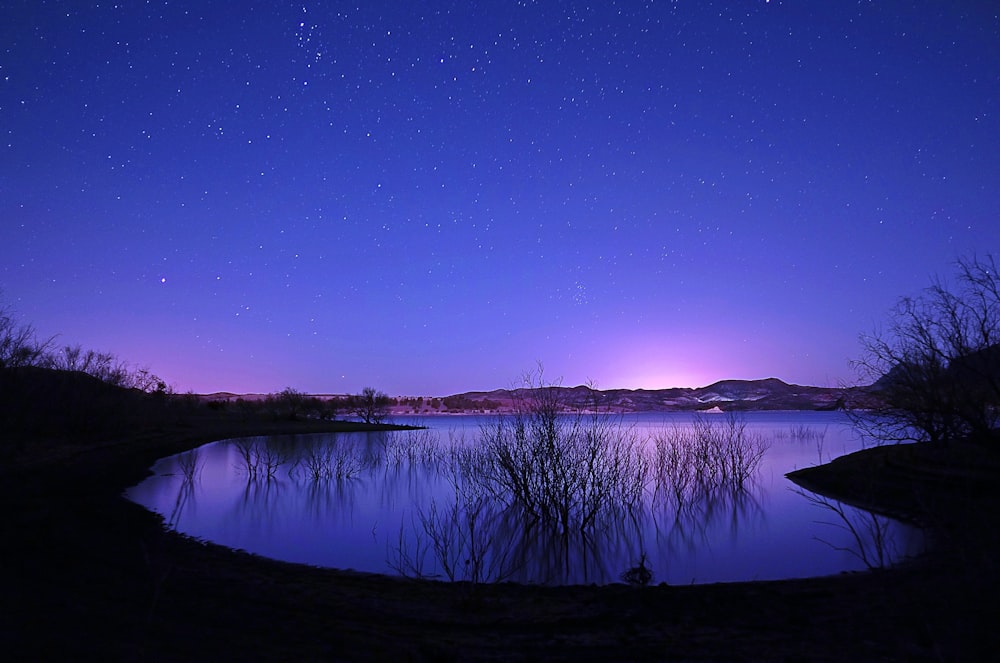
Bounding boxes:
2 2 998 395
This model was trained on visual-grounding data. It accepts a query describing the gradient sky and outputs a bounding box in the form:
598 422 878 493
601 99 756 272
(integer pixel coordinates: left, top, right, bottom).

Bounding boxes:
2 1 999 395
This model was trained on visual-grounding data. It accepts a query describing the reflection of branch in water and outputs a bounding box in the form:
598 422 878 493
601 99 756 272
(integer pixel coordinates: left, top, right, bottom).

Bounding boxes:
651 481 766 560
495 509 608 585
587 508 656 583
420 497 485 582
648 418 770 561
386 417 776 586
386 512 433 579
258 444 290 480
717 479 766 539
166 477 197 528
391 491 664 585
480 505 657 585
451 437 646 584
299 476 360 525
652 502 710 560
410 496 527 584
473 406 650 538
230 477 286 532
166 450 202 527
793 488 899 570
176 449 201 483
651 414 769 513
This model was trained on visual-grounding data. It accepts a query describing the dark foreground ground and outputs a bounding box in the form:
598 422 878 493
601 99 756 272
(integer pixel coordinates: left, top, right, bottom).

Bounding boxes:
2 417 999 661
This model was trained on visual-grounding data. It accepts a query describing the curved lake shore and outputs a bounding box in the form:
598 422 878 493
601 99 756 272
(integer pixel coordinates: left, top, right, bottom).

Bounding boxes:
2 416 998 661
125 413 924 585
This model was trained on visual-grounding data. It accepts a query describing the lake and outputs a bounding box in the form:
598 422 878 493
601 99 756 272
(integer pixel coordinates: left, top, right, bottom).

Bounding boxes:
125 411 923 585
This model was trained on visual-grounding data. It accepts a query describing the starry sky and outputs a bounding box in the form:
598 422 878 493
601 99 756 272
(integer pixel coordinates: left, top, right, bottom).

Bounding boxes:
2 1 999 396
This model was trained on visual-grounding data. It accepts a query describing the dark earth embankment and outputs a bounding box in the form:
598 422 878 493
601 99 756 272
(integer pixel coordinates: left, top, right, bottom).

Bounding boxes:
2 417 999 661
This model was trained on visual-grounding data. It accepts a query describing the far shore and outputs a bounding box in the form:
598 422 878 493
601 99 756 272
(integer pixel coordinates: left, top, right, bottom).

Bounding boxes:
2 414 998 660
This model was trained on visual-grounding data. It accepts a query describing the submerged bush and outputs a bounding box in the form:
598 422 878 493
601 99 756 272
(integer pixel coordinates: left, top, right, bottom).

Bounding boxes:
233 438 290 480
467 373 648 535
652 412 769 511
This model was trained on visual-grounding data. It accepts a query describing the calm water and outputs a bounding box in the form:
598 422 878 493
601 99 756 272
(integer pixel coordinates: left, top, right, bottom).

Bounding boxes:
125 411 923 585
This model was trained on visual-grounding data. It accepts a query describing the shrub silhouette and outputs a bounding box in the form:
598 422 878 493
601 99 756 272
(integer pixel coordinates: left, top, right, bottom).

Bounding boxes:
853 255 1000 444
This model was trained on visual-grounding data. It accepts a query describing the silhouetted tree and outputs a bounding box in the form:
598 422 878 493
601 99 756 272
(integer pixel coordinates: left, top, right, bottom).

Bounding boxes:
49 343 167 393
352 386 391 424
324 396 345 420
0 303 51 369
853 255 1000 444
276 387 307 420
235 397 260 421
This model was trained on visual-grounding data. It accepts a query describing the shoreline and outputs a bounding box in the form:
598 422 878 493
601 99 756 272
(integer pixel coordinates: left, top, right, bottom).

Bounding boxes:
3 416 998 660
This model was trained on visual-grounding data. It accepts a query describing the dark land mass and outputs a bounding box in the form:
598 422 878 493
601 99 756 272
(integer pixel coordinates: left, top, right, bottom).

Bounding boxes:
2 375 999 660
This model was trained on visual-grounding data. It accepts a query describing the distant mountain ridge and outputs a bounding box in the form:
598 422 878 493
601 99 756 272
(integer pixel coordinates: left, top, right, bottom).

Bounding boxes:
204 378 864 413
427 378 857 413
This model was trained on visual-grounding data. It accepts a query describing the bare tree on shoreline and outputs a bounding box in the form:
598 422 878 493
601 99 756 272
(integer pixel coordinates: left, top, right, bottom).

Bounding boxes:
852 254 1000 444
352 386 391 424
0 301 53 370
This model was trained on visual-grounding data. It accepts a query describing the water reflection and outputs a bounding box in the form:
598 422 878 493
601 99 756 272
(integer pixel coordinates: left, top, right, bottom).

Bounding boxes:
390 478 769 586
167 473 197 529
232 477 288 541
125 412 924 585
793 487 913 570
651 481 767 563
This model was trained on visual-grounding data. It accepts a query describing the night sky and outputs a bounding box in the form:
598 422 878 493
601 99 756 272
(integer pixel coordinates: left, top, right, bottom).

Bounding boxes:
2 1 999 396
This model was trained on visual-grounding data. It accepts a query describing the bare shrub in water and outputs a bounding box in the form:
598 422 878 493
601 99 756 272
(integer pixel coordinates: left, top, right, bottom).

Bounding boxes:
296 439 366 480
234 438 260 478
652 413 768 511
389 387 774 583
714 414 769 485
329 442 365 478
297 445 335 480
774 424 829 464
257 444 287 479
383 429 443 468
471 371 648 535
233 438 289 480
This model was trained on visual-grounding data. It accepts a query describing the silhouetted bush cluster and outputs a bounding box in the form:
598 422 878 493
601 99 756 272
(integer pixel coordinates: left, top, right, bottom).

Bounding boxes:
346 387 391 424
470 371 648 535
852 255 1000 444
442 394 502 412
0 365 192 448
219 388 345 422
0 300 394 448
0 302 211 446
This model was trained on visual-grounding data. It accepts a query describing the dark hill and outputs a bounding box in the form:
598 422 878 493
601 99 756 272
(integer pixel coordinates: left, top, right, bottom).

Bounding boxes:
0 366 167 444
